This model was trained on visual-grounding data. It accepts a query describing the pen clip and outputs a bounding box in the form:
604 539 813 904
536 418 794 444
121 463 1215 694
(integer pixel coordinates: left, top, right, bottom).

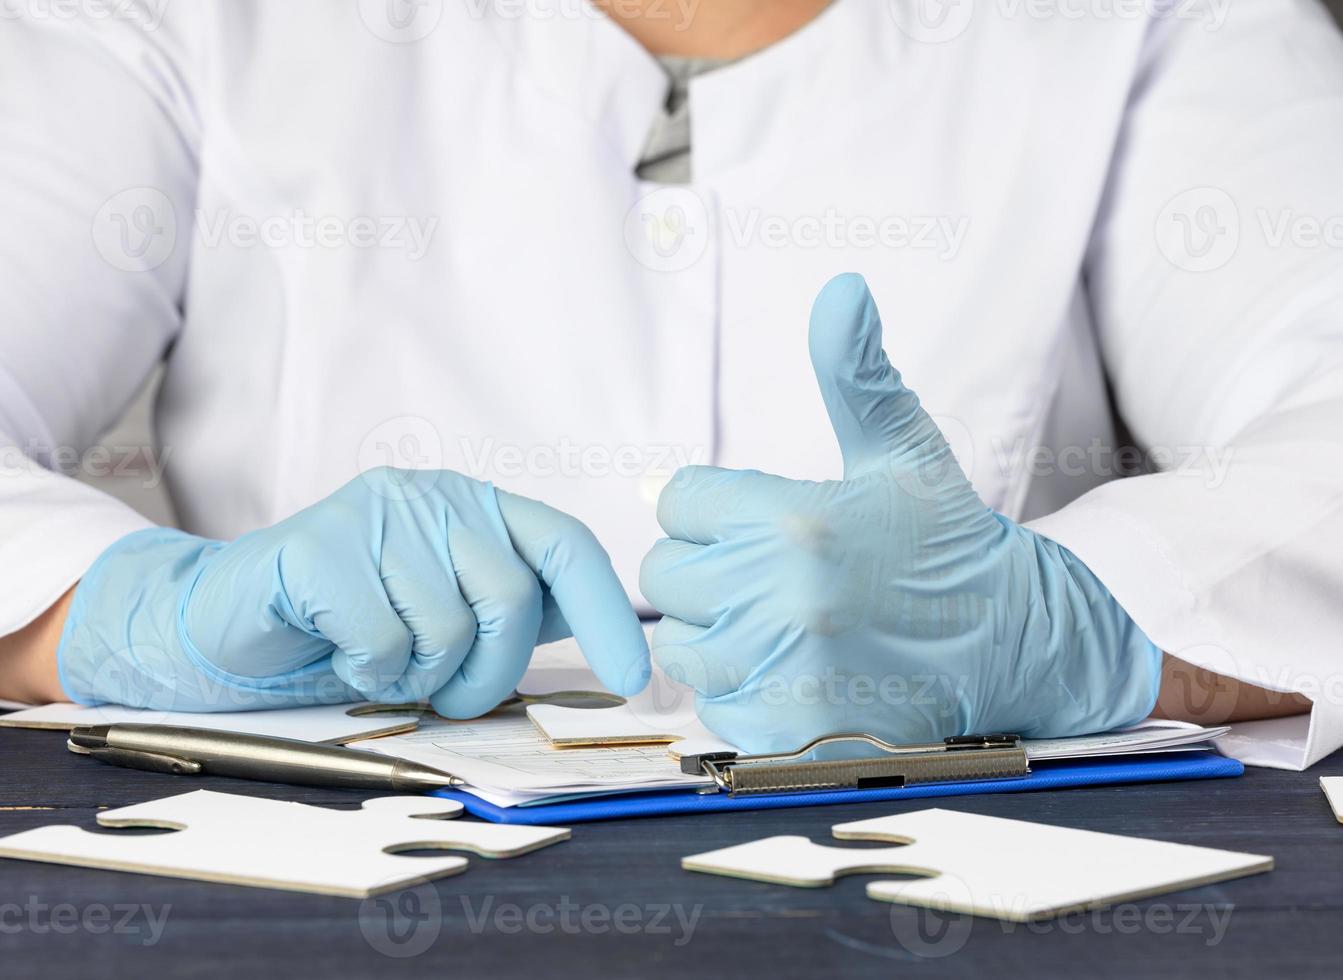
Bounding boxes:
67 739 203 776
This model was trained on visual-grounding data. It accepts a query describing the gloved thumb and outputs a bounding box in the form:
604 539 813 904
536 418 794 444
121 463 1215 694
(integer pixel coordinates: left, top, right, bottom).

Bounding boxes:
808 273 944 480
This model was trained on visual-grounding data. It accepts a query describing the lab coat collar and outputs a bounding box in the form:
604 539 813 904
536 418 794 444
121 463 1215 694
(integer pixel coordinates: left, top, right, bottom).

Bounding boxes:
687 0 902 183
484 0 670 170
484 0 898 181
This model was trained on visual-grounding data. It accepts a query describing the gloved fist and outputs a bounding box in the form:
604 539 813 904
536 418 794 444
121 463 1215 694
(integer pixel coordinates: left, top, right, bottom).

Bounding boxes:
58 469 650 715
639 274 1161 753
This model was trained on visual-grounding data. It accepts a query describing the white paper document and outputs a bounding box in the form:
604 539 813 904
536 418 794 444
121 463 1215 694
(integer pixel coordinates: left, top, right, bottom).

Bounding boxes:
1 634 1231 809
1022 721 1232 761
356 714 710 806
353 708 1230 809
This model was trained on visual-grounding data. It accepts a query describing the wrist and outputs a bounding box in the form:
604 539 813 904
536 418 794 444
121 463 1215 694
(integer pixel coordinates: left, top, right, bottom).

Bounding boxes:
57 527 215 707
1004 523 1162 736
0 586 74 703
1050 536 1164 727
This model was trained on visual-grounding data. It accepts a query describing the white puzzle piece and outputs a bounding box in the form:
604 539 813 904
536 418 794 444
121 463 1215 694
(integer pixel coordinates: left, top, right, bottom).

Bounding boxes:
0 790 568 898
0 701 423 744
523 652 736 759
527 700 736 759
0 637 620 746
1321 777 1343 822
682 808 1272 921
518 632 736 758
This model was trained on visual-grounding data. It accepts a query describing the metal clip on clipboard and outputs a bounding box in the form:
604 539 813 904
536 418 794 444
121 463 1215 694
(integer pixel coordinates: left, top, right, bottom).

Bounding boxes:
680 733 1030 797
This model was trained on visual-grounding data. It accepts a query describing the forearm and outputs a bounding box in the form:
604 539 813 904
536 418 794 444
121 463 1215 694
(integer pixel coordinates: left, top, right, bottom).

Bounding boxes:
1151 654 1311 726
0 587 72 704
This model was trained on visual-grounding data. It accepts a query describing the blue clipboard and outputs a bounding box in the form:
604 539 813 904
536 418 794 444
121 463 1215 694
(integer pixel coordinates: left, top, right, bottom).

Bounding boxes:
432 750 1243 825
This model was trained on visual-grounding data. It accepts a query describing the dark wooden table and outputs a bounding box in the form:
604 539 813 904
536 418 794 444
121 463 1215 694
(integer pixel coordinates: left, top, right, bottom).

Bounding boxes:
1 724 1339 979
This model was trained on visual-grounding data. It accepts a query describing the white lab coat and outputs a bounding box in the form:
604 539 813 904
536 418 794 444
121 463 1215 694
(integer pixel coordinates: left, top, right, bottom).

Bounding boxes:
2 0 1341 768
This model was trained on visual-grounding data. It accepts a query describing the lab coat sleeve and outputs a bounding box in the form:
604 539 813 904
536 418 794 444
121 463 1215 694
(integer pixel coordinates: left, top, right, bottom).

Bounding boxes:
1026 0 1343 769
0 7 200 636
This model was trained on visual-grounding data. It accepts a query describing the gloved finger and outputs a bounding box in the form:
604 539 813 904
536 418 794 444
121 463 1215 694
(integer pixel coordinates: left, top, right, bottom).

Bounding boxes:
497 489 650 697
535 588 572 646
656 464 800 545
639 538 725 628
276 550 415 698
430 523 543 719
375 532 479 702
693 690 815 755
808 273 948 479
650 616 746 699
692 652 865 756
183 537 336 678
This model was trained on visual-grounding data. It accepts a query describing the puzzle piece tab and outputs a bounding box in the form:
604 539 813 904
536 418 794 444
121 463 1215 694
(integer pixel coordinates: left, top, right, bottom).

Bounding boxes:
517 632 735 758
527 700 735 759
0 790 568 898
682 808 1272 921
1322 777 1343 822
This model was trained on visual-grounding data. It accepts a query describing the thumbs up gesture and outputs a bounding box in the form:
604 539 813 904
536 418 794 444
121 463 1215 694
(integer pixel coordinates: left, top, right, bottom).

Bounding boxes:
639 274 1162 753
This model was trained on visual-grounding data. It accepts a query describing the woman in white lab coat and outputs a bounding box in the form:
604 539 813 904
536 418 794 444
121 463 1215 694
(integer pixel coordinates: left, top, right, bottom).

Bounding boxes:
0 0 1339 768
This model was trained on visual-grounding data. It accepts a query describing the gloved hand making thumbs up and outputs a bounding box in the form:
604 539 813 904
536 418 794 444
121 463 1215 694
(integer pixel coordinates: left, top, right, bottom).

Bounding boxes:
639 273 1162 753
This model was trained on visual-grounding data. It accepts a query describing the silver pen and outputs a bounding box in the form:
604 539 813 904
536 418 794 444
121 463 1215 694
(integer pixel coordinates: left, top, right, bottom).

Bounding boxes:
67 723 464 792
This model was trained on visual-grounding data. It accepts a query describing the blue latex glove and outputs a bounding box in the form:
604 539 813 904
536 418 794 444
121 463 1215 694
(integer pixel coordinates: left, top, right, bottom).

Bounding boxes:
639 274 1162 753
58 468 650 715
